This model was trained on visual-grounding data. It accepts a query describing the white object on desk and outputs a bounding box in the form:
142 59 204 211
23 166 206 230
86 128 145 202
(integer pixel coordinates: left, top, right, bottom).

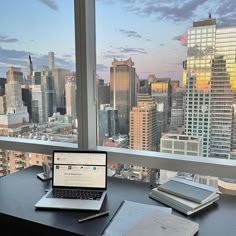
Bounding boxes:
102 200 171 236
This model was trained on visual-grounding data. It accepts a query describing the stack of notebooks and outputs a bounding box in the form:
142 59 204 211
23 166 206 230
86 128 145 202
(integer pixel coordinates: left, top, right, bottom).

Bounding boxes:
149 177 220 215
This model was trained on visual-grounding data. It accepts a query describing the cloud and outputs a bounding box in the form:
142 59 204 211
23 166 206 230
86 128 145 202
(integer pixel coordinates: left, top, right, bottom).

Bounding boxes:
160 43 165 46
98 0 235 26
37 0 58 11
214 0 236 26
0 46 75 76
103 46 147 59
62 54 73 58
104 52 125 59
127 0 209 22
96 64 109 71
119 29 141 38
173 33 187 46
0 34 19 43
119 47 147 54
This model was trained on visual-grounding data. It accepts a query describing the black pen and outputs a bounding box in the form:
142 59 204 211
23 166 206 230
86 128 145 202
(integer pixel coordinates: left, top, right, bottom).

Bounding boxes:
78 210 110 223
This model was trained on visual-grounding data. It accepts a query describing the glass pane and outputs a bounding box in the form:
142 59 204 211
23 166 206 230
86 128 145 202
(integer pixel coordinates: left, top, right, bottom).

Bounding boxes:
96 0 236 183
0 0 76 144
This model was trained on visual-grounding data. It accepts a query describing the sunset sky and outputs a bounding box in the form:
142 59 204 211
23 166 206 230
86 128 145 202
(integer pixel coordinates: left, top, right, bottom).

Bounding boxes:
0 0 235 82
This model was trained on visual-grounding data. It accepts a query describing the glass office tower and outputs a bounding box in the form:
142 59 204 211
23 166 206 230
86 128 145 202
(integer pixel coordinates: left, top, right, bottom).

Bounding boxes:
184 16 236 158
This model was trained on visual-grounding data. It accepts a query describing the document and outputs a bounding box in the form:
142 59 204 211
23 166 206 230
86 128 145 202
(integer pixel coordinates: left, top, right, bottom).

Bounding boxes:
102 200 171 236
123 209 199 236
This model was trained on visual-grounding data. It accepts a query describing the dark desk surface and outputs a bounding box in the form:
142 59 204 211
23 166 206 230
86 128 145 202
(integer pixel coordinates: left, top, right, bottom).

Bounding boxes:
0 166 236 236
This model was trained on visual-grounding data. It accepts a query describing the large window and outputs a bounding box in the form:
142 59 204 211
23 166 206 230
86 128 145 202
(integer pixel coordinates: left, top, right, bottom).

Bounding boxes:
95 0 236 184
0 1 236 187
0 0 76 143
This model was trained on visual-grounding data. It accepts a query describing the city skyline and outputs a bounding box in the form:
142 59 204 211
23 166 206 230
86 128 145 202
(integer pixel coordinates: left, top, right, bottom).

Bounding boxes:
0 0 235 82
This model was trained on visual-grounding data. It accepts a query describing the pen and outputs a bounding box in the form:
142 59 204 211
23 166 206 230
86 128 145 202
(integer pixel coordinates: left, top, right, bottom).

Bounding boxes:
78 210 110 223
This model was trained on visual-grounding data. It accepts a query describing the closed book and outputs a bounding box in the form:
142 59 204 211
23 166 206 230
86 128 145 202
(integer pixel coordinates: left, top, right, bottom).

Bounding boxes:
123 209 199 236
150 188 219 211
102 200 171 236
158 177 218 204
149 192 219 215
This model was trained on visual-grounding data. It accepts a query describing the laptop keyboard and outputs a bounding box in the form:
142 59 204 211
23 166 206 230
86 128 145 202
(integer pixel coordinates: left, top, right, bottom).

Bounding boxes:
47 189 103 200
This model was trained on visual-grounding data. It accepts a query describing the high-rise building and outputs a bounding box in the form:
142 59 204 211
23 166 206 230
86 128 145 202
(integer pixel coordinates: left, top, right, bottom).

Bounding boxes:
48 52 54 71
210 56 233 159
150 78 171 142
183 16 236 158
110 58 137 135
52 68 70 113
185 75 211 157
129 94 158 180
129 94 157 151
183 16 216 90
139 79 148 94
97 78 110 108
27 55 34 80
32 69 56 123
65 75 76 121
170 87 185 131
98 104 119 146
0 67 29 136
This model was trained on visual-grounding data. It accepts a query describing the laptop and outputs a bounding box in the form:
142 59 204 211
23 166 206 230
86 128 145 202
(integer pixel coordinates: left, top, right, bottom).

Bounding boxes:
35 150 107 211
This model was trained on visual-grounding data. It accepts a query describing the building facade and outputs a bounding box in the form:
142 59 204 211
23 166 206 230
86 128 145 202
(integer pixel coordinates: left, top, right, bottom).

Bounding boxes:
98 104 119 146
65 75 76 121
0 67 29 136
110 58 136 135
183 16 236 158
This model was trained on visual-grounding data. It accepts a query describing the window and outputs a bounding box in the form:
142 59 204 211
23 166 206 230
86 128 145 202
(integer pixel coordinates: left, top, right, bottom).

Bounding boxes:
0 1 236 186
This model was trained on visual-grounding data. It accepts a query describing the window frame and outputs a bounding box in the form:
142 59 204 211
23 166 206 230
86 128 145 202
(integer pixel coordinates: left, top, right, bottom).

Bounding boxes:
0 0 236 179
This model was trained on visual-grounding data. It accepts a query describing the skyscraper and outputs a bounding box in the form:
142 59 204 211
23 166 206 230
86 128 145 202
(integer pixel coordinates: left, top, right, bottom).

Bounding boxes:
150 78 171 143
170 87 185 131
27 55 34 80
65 75 76 121
210 56 233 159
129 94 157 151
0 67 29 136
48 52 55 71
184 16 236 158
183 16 216 90
129 94 158 181
32 69 56 123
97 78 110 109
185 75 211 157
52 68 70 113
98 104 119 146
110 58 136 135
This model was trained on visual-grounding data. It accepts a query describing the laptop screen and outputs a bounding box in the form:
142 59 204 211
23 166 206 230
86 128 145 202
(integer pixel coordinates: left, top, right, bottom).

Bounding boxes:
52 151 107 189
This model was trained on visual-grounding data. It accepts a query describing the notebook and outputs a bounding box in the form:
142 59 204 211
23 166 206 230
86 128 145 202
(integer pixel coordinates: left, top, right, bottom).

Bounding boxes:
123 209 199 236
102 200 172 236
35 150 107 211
158 177 218 204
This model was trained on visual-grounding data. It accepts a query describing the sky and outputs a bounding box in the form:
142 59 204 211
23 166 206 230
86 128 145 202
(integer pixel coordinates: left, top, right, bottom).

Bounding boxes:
0 0 235 82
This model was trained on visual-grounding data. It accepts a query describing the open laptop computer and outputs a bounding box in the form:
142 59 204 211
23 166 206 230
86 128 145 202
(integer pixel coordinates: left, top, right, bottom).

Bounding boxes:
35 150 107 211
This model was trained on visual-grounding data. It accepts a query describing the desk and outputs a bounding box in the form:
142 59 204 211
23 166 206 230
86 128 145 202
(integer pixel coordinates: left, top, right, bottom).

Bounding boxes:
0 166 236 236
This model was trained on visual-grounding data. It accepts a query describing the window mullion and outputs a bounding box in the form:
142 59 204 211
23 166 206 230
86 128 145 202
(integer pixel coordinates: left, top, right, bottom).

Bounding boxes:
74 0 96 150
